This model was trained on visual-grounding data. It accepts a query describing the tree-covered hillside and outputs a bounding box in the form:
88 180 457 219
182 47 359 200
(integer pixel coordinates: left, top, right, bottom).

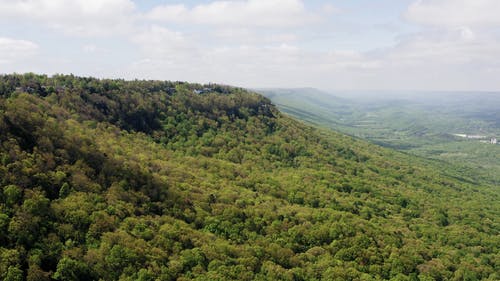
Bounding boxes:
258 88 500 185
0 74 498 280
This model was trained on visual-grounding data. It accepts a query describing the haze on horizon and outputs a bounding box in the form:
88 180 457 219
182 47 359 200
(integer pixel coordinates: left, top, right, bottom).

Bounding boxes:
1 0 499 91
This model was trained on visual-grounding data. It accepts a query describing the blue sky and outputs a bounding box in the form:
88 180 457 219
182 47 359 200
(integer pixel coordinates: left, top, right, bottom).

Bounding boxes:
1 0 499 91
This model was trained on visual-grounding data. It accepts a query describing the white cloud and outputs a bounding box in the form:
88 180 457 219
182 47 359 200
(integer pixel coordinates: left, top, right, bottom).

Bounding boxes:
406 0 500 27
383 0 500 90
319 3 342 16
125 43 302 85
131 25 197 62
119 17 500 90
401 0 500 68
146 0 316 27
383 29 487 65
0 0 136 36
82 44 97 53
213 28 298 45
0 37 39 64
82 44 106 54
1 0 499 91
124 26 385 88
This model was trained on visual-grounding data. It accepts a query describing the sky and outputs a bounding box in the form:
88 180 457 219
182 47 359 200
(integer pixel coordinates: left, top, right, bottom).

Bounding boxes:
1 0 500 91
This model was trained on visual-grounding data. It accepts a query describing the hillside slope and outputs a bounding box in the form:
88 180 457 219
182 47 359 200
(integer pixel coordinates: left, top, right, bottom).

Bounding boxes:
258 88 500 185
0 74 498 281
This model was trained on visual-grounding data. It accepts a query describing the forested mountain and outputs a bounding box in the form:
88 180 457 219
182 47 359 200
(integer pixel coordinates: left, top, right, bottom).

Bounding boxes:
258 88 500 185
0 74 498 281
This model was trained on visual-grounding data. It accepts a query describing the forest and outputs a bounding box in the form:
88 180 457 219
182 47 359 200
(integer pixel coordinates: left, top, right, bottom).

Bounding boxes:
0 73 498 280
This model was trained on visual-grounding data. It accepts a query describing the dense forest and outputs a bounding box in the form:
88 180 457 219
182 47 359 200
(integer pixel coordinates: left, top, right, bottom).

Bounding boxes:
0 74 498 280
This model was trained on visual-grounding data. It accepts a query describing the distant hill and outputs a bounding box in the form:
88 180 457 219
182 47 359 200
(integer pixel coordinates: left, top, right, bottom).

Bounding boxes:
258 88 500 185
255 88 354 127
0 74 498 280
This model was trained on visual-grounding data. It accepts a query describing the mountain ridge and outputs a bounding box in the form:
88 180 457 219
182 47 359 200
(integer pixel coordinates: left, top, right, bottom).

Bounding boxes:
0 74 498 280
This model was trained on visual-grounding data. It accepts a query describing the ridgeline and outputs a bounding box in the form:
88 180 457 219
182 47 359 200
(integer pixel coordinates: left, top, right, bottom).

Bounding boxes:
0 74 498 280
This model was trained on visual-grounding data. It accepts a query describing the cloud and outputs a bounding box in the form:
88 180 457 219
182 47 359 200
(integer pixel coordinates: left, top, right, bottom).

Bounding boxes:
321 3 340 15
383 0 500 90
82 44 98 53
213 28 298 45
406 0 500 27
382 29 486 65
0 0 136 36
124 25 385 88
125 43 303 85
120 15 500 90
146 0 317 28
0 37 39 64
1 0 498 90
131 25 197 63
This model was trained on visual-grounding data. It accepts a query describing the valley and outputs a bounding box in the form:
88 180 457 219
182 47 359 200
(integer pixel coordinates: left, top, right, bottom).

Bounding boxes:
258 88 500 185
